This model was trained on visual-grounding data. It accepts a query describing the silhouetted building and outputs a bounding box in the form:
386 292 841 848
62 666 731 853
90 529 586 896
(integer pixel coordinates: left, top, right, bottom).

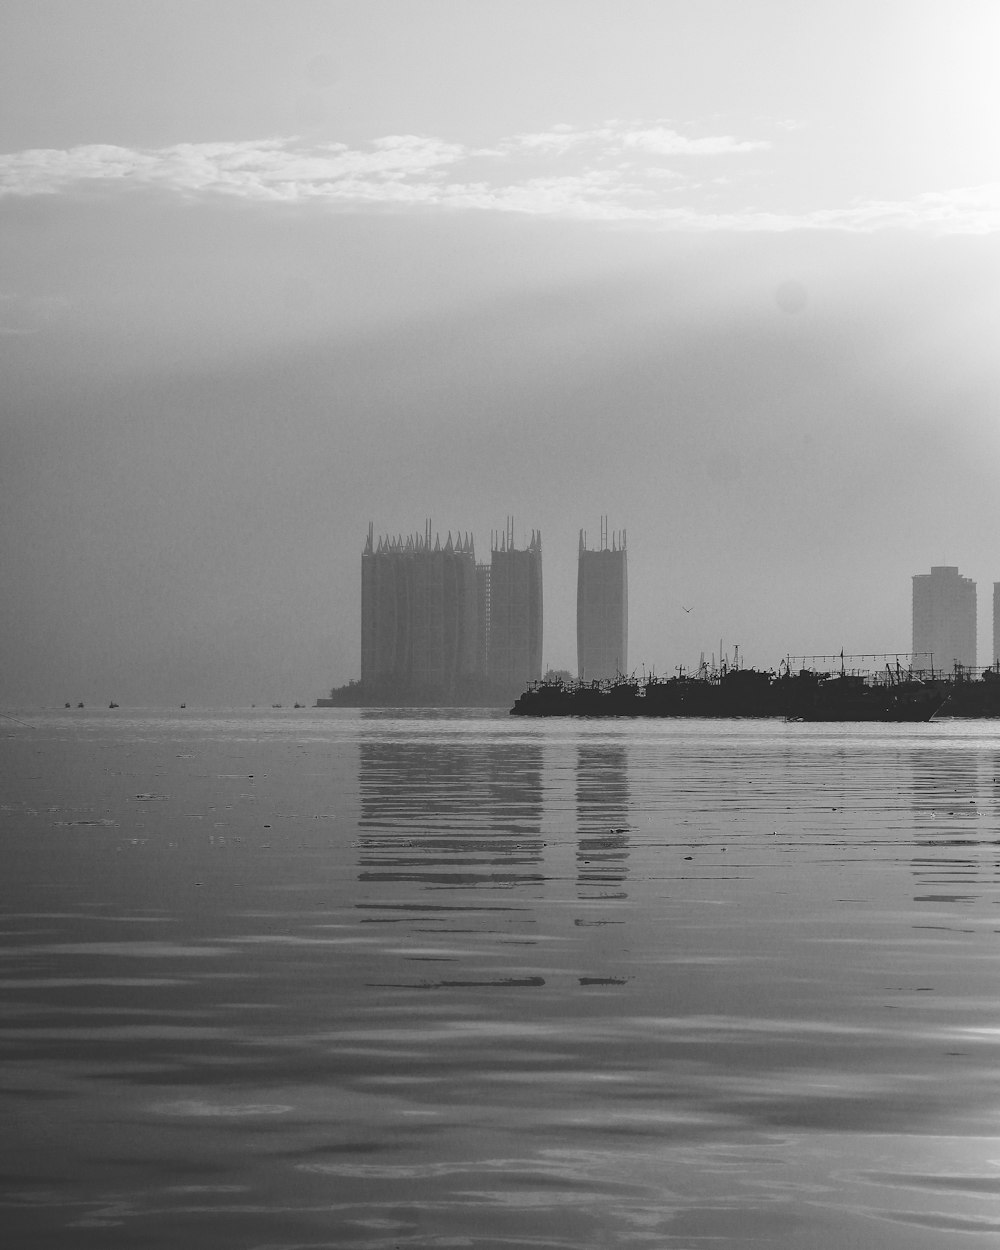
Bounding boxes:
577 520 627 681
476 561 491 678
912 565 976 672
361 521 480 698
487 520 542 698
994 583 1000 666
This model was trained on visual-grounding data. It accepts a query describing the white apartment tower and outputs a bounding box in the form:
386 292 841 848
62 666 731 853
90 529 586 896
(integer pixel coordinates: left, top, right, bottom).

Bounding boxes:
912 566 976 673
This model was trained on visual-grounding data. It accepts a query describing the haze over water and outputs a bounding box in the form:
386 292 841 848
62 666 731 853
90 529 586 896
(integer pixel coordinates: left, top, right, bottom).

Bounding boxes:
6 3 1000 705
4 708 1000 1247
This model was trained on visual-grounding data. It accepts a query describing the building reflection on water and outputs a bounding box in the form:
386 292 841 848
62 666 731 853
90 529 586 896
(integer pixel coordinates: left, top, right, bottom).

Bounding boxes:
355 732 548 987
907 749 1000 899
357 735 545 894
575 746 630 904
570 744 632 986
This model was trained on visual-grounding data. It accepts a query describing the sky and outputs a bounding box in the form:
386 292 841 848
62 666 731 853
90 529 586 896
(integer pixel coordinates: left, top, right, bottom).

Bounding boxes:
3 0 1000 706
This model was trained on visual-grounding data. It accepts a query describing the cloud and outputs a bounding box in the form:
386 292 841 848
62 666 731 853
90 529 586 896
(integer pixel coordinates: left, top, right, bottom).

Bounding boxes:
0 135 465 202
504 125 618 155
500 121 766 159
791 185 1000 235
440 171 654 222
622 126 769 155
1 123 998 234
0 119 768 208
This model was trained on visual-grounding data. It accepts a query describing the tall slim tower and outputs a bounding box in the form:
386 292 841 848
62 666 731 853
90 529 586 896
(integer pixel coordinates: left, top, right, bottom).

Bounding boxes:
993 583 1000 667
577 519 628 681
911 566 976 673
475 561 491 679
487 519 543 696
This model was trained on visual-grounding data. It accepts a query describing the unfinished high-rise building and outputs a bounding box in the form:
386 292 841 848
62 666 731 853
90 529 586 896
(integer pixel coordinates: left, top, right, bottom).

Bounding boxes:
361 521 480 698
994 582 1000 667
912 565 976 673
487 520 543 697
475 561 491 678
577 519 628 681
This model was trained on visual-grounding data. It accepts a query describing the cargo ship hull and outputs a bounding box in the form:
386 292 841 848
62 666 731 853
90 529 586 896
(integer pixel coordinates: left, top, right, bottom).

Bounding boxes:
511 669 949 722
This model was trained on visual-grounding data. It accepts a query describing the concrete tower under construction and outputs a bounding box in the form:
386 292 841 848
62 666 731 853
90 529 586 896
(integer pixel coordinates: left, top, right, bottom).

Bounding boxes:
361 521 480 698
994 582 1000 666
487 519 543 699
577 520 628 681
912 565 976 673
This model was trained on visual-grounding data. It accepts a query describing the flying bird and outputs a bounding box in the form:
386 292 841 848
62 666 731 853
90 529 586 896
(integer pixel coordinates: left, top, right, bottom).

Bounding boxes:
681 605 693 613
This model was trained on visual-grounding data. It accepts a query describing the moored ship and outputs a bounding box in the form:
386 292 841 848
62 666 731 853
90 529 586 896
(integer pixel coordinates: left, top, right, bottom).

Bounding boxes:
511 663 949 722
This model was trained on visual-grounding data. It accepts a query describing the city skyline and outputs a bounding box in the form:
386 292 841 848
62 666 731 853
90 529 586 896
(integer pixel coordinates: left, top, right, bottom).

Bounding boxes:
8 9 1000 1245
3 2 1000 705
357 527 1000 704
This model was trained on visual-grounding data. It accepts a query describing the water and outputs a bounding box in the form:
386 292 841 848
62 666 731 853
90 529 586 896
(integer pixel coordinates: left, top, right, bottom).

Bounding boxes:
3 708 1000 1247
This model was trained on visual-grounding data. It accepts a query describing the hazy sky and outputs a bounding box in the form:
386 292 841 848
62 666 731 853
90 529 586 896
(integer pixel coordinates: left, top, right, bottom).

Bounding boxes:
4 0 1000 704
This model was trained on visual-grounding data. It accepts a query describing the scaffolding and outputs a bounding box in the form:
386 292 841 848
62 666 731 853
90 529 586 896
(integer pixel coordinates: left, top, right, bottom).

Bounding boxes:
577 517 628 681
488 517 543 694
361 520 479 696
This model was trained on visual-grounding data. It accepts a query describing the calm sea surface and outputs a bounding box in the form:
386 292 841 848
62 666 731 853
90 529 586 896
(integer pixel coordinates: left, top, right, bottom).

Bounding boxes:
3 708 1000 1248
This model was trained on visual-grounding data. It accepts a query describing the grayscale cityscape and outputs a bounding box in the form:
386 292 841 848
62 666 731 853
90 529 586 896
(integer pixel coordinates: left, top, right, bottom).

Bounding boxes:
6 5 1000 1248
325 524 1000 714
